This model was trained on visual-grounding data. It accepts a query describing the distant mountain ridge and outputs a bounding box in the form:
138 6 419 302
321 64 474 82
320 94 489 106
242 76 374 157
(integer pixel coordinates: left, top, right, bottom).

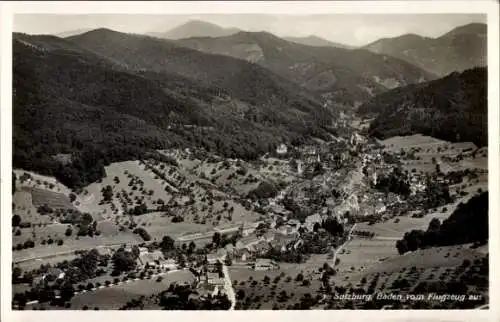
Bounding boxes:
284 35 355 49
363 23 487 76
358 67 487 147
173 30 434 106
149 20 240 39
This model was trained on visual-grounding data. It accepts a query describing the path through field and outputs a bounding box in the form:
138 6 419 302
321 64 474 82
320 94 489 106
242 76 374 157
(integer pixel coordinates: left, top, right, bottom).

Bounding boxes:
333 223 357 267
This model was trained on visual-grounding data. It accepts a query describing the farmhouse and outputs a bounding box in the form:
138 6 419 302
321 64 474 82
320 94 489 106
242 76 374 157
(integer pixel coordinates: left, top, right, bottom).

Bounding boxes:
43 267 65 281
197 283 222 299
202 272 225 286
234 248 253 262
270 233 298 252
235 235 261 250
138 250 175 269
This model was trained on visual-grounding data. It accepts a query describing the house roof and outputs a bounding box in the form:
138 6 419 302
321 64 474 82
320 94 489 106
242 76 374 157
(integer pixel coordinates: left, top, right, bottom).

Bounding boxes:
237 236 260 248
235 248 251 256
245 244 256 252
140 250 164 264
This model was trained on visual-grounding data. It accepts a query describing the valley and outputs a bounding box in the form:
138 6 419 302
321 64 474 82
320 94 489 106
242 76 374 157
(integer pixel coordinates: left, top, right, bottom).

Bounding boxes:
10 16 489 311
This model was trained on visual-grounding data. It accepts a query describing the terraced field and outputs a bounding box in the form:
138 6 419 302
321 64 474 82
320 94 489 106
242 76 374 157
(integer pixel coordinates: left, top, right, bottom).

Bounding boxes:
29 187 76 210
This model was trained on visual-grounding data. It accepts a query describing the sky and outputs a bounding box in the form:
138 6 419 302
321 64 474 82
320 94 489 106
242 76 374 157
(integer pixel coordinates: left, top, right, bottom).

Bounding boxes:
14 13 486 46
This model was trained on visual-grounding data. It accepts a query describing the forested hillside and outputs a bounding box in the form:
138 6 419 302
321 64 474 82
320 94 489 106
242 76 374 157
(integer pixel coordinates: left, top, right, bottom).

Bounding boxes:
358 67 487 147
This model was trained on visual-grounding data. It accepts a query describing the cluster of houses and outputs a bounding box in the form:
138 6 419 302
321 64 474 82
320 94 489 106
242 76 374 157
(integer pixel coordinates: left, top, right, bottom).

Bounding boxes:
224 230 300 264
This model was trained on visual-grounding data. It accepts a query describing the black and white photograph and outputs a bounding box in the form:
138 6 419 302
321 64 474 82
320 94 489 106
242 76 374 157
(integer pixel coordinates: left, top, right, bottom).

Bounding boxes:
1 0 499 318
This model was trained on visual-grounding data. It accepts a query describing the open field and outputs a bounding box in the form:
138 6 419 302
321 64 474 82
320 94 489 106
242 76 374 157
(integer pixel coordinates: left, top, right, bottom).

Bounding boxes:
130 212 213 241
382 135 450 151
29 187 75 210
230 260 327 309
13 233 140 263
79 160 174 217
13 223 71 246
362 244 485 275
14 170 73 195
15 252 80 271
13 152 270 264
354 211 452 239
12 190 52 225
342 243 489 301
332 238 398 281
381 134 486 175
69 270 196 309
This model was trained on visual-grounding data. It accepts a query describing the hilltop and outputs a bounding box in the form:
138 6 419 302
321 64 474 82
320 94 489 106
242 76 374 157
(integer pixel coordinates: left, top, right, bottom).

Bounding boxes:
149 20 240 39
358 67 487 147
363 23 487 76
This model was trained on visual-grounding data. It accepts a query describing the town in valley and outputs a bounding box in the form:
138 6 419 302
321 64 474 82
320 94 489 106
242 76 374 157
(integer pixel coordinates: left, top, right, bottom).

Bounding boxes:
10 12 489 310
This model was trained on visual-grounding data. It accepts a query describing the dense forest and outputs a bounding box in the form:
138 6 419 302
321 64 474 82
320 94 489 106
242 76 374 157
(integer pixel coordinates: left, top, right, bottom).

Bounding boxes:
13 33 336 190
358 67 487 147
396 192 488 254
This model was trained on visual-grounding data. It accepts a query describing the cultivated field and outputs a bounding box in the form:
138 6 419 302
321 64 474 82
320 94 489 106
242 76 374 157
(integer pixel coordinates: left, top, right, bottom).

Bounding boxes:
354 211 452 239
332 238 398 282
382 134 485 174
342 243 488 301
228 253 334 309
69 270 196 309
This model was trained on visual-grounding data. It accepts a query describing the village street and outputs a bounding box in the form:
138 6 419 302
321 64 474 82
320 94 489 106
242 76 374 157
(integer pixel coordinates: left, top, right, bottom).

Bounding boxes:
219 254 236 310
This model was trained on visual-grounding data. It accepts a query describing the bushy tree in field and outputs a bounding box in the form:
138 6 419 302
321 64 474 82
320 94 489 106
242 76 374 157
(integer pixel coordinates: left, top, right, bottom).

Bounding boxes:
112 248 137 273
160 235 175 252
12 214 21 227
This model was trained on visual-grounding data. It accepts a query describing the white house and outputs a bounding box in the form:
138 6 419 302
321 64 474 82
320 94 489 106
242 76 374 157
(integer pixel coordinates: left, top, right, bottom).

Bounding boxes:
276 144 288 155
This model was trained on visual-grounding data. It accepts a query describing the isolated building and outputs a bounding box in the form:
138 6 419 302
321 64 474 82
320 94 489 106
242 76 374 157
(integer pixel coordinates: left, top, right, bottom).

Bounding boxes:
43 268 65 281
139 250 166 268
276 144 288 155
